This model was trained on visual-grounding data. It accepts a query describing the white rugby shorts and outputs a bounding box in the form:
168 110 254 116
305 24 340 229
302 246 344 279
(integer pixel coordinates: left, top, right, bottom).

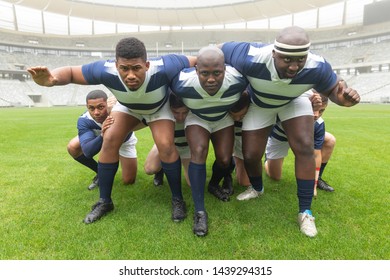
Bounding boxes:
242 95 313 131
119 133 138 158
112 101 175 123
184 112 234 133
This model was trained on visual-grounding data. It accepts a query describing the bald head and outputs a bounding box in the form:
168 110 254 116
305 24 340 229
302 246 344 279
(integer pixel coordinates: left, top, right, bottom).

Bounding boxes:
273 26 311 57
197 46 225 68
276 26 310 46
195 46 226 95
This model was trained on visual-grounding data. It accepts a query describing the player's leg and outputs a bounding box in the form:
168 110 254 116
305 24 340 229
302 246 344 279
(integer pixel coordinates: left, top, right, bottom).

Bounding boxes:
239 127 271 199
67 136 99 189
119 156 137 185
264 158 284 181
238 104 274 200
233 156 251 187
219 156 235 196
232 134 251 189
209 125 234 201
119 132 138 185
186 123 210 236
144 144 161 175
264 135 289 181
278 94 318 236
181 158 191 187
321 132 336 163
318 132 336 192
84 110 139 224
149 119 186 222
284 115 317 237
144 144 164 186
67 136 83 158
67 136 98 173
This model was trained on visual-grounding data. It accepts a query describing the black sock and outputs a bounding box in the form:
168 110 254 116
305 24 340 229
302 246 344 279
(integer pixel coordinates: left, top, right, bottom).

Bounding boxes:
229 156 236 173
319 162 328 179
248 175 263 192
188 162 206 212
75 155 98 173
97 161 119 203
209 160 230 186
161 158 183 200
297 178 314 213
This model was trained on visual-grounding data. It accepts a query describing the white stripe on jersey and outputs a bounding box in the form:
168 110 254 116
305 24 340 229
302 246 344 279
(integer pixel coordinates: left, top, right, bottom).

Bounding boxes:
247 46 320 106
227 43 332 108
83 55 192 116
174 65 247 121
103 60 118 75
174 122 187 147
108 62 167 115
316 117 324 125
247 76 313 106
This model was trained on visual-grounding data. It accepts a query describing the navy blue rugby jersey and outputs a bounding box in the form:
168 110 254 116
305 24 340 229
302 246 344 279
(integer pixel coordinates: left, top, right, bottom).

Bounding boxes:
77 111 132 158
269 117 326 150
171 65 247 122
221 42 337 109
81 55 190 115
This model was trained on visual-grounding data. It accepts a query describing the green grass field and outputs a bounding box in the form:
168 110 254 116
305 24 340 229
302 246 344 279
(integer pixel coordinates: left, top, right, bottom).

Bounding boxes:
0 104 389 260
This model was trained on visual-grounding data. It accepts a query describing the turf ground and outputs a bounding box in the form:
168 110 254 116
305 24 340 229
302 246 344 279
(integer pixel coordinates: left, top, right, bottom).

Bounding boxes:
0 103 389 260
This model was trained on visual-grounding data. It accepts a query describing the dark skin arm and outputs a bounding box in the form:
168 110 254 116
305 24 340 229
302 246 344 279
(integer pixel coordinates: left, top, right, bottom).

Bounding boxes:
27 65 87 86
322 78 360 107
186 56 197 67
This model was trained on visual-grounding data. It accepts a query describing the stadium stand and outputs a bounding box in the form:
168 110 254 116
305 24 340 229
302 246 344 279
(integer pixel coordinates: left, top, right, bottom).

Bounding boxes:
0 80 34 107
345 73 390 103
1 20 390 106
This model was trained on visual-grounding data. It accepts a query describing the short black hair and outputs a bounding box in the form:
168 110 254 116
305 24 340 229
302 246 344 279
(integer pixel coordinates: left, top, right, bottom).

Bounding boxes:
169 90 186 109
86 90 107 103
115 37 147 61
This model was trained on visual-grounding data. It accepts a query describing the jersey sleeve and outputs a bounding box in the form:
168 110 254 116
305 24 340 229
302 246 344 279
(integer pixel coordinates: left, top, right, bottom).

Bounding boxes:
312 60 338 94
81 60 107 85
221 42 251 73
161 54 191 81
77 118 103 158
81 60 125 91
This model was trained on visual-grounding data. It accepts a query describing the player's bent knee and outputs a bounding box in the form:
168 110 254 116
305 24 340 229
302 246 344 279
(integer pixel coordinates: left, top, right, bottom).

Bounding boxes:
144 166 158 175
325 133 336 147
123 177 136 185
67 143 81 158
269 174 282 181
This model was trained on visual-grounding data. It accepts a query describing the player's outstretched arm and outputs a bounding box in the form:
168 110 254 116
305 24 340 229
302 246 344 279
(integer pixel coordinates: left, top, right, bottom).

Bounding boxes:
27 65 87 87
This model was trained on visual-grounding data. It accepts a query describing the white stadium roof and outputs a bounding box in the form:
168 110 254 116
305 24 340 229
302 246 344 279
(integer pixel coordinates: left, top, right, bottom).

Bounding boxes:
0 0 381 35
3 0 344 26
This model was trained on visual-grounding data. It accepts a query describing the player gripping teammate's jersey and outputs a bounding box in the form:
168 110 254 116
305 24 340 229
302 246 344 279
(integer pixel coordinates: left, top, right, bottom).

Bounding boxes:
77 110 137 159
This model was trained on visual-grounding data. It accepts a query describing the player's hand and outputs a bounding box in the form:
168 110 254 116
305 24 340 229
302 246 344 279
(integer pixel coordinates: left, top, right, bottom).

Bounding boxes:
310 92 322 111
106 96 118 113
101 116 114 136
26 66 58 87
337 81 360 107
